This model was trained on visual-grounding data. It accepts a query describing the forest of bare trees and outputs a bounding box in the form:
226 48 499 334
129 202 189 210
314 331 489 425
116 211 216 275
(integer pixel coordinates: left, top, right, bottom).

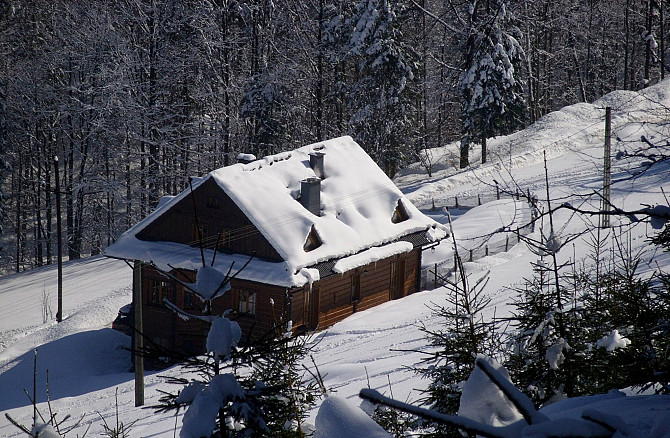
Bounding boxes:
0 0 666 273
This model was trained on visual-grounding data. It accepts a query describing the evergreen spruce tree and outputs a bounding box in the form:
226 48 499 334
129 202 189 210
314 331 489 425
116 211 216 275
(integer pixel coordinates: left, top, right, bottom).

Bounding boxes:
414 251 500 437
241 72 289 157
151 261 321 437
459 0 527 168
505 257 584 405
155 318 321 437
507 234 670 406
581 250 670 394
345 0 417 176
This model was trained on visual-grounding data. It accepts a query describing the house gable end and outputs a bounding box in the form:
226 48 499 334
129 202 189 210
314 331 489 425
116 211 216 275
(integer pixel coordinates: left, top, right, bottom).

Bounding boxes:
136 177 283 262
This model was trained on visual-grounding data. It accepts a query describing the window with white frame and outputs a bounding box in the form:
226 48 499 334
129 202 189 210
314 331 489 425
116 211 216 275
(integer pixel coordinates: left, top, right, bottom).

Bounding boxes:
237 290 256 315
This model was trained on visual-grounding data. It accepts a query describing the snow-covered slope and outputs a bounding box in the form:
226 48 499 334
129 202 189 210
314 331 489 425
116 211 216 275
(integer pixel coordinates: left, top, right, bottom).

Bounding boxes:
3 79 670 435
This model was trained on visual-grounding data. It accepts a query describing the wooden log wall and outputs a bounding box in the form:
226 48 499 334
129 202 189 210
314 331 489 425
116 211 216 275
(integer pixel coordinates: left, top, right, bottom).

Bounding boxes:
136 178 282 261
312 248 421 330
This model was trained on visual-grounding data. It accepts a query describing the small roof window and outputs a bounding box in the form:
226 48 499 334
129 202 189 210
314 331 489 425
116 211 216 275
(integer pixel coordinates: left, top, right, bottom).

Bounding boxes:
303 225 322 252
391 199 409 224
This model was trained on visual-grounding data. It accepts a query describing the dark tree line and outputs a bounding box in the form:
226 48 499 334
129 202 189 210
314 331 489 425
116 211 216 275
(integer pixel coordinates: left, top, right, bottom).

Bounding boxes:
0 0 667 273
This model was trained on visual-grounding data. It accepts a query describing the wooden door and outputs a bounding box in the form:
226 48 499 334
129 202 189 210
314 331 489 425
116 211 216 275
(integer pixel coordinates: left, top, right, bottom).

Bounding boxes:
309 286 320 330
291 289 307 329
390 259 406 300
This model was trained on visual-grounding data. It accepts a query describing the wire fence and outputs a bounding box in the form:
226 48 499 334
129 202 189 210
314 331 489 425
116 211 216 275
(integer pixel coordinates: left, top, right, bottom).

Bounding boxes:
420 193 537 291
425 187 535 212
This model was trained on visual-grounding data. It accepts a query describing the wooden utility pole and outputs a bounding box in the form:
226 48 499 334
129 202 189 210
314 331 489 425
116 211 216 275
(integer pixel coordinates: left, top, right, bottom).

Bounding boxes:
133 260 145 406
54 156 63 323
602 107 612 228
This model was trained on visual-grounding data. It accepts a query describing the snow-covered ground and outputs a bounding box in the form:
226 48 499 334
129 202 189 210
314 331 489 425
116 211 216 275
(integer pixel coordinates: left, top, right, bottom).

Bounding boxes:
3 80 670 435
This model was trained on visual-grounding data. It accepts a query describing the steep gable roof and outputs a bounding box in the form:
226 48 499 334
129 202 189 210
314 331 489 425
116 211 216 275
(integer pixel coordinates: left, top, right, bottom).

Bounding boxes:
106 136 447 287
209 136 445 269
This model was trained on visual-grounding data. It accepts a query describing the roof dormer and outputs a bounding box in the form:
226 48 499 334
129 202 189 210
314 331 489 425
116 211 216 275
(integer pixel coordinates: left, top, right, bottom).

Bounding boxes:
303 225 322 252
391 199 409 224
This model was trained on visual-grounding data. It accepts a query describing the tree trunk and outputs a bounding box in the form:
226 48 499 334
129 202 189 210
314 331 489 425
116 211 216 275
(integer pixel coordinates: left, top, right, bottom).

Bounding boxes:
148 8 159 210
315 0 324 141
126 126 132 231
645 0 653 85
661 0 665 80
460 137 470 169
14 160 21 272
221 1 231 167
624 0 630 89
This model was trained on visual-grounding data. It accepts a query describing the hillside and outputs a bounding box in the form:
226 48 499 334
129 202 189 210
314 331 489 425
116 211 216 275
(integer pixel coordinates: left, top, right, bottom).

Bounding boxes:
3 80 670 435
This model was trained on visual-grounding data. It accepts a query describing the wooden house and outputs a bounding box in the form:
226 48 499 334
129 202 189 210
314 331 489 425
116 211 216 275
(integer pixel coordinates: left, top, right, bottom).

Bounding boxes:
106 136 448 355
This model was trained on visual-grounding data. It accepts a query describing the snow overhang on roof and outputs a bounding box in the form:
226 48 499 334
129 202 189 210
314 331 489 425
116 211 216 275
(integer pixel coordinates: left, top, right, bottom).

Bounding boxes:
106 136 448 287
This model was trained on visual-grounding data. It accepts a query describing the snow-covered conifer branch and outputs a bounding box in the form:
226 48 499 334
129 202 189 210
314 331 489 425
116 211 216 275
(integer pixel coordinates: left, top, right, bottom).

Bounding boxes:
473 357 547 425
358 388 509 438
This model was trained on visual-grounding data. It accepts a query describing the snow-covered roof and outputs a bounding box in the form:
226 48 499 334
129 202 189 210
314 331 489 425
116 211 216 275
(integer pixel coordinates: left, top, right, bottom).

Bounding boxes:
106 136 447 287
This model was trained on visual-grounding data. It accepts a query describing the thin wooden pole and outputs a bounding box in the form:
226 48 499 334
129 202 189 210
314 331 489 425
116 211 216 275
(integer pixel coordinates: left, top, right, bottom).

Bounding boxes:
133 261 145 406
54 156 63 323
33 349 37 426
603 107 611 228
